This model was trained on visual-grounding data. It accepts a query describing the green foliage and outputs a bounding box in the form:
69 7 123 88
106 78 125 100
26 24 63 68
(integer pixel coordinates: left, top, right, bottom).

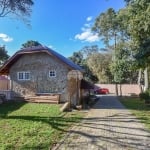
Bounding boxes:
120 97 150 130
139 92 149 101
110 60 127 83
122 0 150 68
139 89 150 103
69 48 99 83
81 45 102 57
21 40 42 48
69 51 83 65
0 0 34 24
93 8 119 46
82 62 99 83
0 46 9 66
93 4 142 84
87 52 112 83
81 45 112 83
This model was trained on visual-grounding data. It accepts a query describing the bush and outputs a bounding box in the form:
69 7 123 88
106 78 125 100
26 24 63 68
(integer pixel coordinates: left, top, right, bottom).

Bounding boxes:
139 92 149 100
139 91 150 104
0 94 6 102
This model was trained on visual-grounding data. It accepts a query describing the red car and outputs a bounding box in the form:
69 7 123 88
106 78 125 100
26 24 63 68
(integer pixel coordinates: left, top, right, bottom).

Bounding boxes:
94 88 109 94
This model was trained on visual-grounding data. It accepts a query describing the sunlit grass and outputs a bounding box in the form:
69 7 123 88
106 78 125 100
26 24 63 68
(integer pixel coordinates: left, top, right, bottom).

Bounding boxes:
120 97 150 130
0 102 85 150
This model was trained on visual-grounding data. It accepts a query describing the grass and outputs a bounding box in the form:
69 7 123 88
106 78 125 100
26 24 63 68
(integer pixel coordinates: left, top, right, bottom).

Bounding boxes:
120 97 150 130
0 101 85 150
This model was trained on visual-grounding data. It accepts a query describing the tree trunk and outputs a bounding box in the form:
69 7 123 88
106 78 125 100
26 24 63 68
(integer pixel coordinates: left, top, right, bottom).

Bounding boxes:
144 67 149 91
138 68 143 93
119 84 122 96
115 83 118 96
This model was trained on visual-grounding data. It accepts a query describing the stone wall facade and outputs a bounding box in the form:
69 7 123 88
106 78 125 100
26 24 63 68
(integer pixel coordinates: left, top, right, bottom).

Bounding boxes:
9 52 71 102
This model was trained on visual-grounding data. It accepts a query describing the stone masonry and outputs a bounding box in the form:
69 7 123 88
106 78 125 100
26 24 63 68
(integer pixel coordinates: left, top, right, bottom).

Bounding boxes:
9 53 70 102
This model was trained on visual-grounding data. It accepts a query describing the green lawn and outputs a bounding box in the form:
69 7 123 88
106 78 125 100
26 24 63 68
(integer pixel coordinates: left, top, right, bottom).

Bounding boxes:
120 97 150 130
0 101 85 150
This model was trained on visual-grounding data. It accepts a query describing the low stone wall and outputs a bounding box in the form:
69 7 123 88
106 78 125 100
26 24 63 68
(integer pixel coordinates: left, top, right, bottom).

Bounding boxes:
95 84 141 96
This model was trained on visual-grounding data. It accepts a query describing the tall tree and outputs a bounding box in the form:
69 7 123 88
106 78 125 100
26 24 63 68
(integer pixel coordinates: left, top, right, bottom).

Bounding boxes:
86 52 112 83
122 0 150 90
93 8 120 46
75 45 112 83
21 40 42 48
69 50 98 83
93 7 138 94
0 45 9 66
0 0 34 24
69 51 83 66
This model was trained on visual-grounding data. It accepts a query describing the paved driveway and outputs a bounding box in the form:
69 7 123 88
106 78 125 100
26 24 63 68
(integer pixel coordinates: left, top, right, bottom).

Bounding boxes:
53 95 150 150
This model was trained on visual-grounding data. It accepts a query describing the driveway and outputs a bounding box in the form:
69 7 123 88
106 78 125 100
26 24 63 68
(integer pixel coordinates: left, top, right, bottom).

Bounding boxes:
53 95 150 150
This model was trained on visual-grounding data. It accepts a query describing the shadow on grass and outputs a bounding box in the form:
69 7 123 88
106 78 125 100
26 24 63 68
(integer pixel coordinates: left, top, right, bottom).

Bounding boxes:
1 114 83 131
0 102 84 150
0 101 26 117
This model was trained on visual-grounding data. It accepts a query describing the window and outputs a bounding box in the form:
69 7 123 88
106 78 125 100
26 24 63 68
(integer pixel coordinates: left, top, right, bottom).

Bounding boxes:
49 70 56 77
17 72 30 80
18 72 24 80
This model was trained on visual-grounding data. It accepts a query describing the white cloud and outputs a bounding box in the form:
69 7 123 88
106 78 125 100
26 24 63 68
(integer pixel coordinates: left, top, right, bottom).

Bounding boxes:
86 16 93 22
74 17 100 43
75 28 99 43
0 33 13 42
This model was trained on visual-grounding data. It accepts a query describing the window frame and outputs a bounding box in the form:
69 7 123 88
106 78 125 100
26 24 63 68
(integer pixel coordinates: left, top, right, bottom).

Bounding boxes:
49 70 56 78
17 72 31 81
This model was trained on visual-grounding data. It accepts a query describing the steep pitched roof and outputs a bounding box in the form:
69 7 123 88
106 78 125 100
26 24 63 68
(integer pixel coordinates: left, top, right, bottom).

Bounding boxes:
80 79 94 89
0 45 84 75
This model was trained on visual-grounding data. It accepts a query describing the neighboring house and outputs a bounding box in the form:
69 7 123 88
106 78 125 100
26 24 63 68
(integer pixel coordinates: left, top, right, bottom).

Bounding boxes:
0 45 83 104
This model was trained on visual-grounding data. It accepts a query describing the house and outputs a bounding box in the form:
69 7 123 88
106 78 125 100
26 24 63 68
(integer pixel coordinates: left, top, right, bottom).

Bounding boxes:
0 45 83 104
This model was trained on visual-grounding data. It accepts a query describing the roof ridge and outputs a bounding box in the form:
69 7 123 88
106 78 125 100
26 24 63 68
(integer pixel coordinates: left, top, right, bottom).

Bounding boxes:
0 45 84 75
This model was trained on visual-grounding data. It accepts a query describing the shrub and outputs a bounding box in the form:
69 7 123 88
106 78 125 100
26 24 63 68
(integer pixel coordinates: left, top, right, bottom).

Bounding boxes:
139 91 150 104
139 92 149 100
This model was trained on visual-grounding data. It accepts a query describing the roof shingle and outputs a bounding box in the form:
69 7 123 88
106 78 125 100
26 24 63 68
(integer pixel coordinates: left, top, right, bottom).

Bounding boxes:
0 45 84 75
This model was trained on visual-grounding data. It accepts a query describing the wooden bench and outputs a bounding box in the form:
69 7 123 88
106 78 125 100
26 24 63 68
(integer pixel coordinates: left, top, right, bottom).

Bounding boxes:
25 95 60 104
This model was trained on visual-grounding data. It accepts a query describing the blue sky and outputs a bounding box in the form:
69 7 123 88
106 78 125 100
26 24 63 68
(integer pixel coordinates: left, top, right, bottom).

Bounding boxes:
0 0 125 57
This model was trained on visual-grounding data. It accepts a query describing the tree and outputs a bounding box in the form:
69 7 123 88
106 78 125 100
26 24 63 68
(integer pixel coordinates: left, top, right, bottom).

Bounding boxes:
93 8 120 46
92 7 139 94
0 45 9 66
21 40 42 48
69 51 83 66
86 52 112 83
0 0 34 24
122 0 150 90
82 45 113 83
69 50 98 83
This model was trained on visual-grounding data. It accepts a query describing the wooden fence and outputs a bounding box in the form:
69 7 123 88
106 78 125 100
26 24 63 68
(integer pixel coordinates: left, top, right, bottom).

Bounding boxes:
0 80 10 90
